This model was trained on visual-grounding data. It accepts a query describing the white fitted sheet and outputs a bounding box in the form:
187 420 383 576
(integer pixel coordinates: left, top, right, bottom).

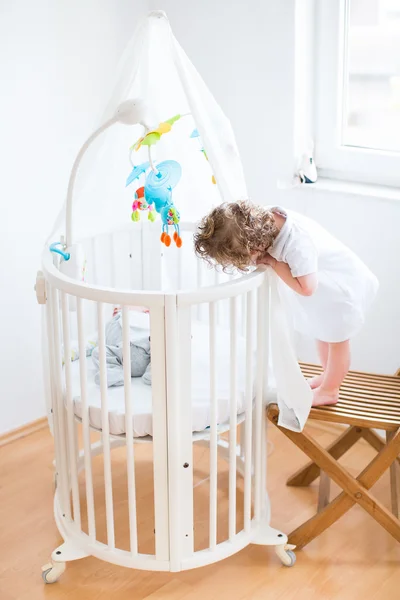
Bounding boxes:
70 321 252 437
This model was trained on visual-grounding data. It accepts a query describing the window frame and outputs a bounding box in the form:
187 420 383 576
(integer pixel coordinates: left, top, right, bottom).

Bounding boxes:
314 0 400 188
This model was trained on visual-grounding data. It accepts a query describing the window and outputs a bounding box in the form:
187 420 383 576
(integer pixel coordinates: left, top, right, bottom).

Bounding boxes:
315 0 400 186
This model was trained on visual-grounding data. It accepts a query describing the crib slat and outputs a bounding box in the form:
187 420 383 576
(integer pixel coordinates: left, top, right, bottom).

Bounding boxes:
241 292 246 337
261 278 270 516
164 298 194 568
254 284 266 520
177 246 183 290
209 301 218 550
130 233 136 290
45 288 56 434
46 287 64 500
196 260 202 319
109 233 116 288
150 305 170 562
214 270 222 325
91 237 97 285
122 306 138 556
177 305 194 558
229 296 238 541
51 287 71 520
97 301 115 550
77 298 96 540
244 290 254 533
61 292 81 529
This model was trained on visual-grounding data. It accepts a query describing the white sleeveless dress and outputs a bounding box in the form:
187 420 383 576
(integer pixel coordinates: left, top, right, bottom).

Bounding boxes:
268 207 379 343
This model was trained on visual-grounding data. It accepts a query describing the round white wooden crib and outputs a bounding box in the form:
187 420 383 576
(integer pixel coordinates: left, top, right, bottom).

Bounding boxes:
36 221 296 584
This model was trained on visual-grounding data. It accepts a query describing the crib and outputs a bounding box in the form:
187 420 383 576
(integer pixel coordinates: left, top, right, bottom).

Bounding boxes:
34 10 304 583
36 220 296 583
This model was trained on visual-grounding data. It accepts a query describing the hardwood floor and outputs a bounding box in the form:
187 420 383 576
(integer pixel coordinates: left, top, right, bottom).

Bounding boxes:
0 422 399 600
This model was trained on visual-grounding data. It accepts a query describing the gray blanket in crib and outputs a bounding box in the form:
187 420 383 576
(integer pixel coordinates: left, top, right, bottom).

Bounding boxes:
92 313 151 387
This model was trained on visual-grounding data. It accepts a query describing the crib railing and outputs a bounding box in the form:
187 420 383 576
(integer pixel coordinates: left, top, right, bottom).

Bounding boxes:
173 269 268 569
41 231 270 572
80 220 240 317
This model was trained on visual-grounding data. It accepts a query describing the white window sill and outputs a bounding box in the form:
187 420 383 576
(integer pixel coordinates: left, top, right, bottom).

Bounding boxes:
277 177 400 203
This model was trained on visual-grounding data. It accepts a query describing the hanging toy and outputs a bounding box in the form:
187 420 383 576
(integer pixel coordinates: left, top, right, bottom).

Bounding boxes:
144 160 182 248
190 128 216 184
126 112 190 248
126 161 156 223
131 186 156 222
160 205 181 247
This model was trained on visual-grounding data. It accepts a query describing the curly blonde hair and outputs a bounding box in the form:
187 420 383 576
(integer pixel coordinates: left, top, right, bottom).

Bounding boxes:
193 201 279 271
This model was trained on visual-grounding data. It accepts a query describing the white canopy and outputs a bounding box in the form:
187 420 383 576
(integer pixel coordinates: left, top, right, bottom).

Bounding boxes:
50 11 247 244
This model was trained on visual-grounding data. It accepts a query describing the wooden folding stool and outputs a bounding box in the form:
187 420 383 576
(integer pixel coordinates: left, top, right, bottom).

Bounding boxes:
267 363 400 549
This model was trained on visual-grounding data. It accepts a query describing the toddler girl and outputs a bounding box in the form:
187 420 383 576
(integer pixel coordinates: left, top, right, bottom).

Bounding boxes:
194 201 378 406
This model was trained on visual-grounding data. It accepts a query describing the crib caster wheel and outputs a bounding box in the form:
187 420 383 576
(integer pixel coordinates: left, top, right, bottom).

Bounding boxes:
275 544 296 567
41 561 66 583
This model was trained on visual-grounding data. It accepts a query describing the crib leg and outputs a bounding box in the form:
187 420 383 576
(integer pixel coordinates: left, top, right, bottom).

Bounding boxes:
41 542 88 584
251 522 296 566
42 561 66 584
275 543 297 567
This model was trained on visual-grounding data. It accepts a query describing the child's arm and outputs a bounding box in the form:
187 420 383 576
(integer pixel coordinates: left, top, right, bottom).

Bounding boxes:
257 255 317 296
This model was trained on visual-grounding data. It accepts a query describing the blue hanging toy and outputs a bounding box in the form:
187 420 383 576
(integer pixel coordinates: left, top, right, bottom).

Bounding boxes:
144 160 182 247
126 158 183 247
125 113 187 248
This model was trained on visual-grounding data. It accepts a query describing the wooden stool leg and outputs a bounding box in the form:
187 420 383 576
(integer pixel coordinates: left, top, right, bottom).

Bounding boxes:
290 456 400 550
270 414 400 548
317 471 331 512
362 430 400 468
386 430 400 518
287 426 363 487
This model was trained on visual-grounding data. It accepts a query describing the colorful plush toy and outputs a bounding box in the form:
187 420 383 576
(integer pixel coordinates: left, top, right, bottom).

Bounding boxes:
131 186 156 222
144 161 182 247
126 159 183 247
160 205 181 247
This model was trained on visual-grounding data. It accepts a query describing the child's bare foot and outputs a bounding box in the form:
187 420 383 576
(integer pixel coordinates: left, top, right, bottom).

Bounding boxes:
308 374 324 389
312 387 339 407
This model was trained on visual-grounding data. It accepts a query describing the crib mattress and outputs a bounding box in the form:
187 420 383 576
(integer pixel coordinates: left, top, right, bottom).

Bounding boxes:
69 321 252 437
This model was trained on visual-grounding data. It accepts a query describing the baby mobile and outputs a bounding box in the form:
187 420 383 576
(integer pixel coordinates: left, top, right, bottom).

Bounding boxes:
126 115 216 248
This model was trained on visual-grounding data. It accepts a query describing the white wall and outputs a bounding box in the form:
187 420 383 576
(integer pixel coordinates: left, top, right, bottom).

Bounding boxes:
153 0 400 374
0 0 147 435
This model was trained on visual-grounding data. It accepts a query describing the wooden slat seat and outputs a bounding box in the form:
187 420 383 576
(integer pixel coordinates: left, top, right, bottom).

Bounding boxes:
301 363 400 431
